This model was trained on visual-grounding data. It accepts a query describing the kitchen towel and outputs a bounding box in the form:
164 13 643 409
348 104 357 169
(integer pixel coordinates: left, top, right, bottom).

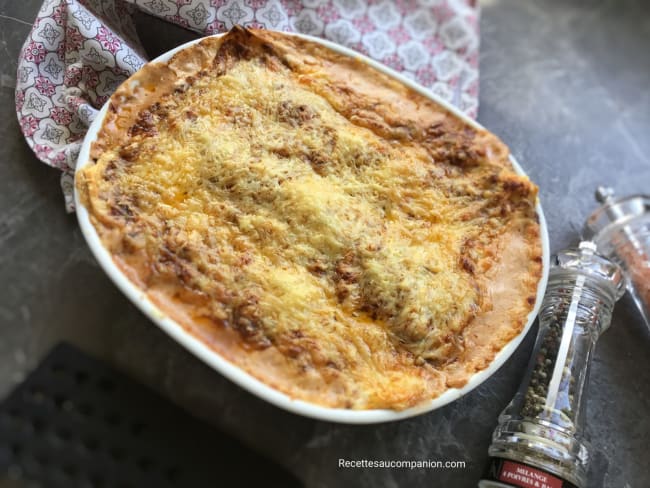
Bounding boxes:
15 0 480 211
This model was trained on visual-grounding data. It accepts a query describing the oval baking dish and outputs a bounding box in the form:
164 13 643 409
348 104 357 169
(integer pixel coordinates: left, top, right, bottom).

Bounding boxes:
75 29 549 424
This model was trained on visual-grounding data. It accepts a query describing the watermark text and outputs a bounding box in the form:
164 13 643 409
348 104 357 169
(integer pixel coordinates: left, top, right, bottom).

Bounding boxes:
338 459 466 470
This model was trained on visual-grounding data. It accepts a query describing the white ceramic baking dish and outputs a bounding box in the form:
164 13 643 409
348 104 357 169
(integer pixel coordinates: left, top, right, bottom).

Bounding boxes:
75 32 549 424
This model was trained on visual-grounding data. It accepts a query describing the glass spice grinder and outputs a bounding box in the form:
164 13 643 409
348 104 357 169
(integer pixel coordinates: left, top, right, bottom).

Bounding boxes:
584 187 650 330
479 241 625 488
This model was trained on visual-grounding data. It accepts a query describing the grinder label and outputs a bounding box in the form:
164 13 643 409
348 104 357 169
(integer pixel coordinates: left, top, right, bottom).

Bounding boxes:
482 457 579 488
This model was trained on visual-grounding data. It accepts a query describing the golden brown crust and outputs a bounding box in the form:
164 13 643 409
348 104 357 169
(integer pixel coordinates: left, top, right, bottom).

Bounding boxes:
77 27 542 410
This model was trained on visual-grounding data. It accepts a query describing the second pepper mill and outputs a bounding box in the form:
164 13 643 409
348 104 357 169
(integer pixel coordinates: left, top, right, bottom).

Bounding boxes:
479 241 625 488
585 186 650 330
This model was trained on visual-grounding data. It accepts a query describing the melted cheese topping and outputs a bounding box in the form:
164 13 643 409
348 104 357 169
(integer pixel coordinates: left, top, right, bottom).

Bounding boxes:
78 29 541 410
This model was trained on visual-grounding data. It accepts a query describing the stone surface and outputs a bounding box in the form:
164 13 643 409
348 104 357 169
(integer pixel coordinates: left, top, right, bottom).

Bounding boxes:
1 0 648 486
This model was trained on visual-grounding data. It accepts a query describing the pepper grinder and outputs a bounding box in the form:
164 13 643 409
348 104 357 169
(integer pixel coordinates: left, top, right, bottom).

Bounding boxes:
585 186 650 330
479 241 625 488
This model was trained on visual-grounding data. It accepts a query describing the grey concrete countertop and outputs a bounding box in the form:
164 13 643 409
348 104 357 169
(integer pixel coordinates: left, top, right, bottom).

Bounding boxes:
1 0 648 486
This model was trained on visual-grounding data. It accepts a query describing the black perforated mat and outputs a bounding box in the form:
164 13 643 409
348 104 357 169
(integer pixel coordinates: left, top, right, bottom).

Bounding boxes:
0 343 303 488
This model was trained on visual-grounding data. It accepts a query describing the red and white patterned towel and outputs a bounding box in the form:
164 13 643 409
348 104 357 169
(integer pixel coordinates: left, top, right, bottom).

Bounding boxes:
15 0 480 211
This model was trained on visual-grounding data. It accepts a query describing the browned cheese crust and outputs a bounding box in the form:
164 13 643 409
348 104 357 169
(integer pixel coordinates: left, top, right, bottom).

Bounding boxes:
77 27 542 410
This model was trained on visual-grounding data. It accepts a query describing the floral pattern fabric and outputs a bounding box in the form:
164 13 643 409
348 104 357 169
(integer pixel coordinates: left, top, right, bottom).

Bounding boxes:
16 0 480 211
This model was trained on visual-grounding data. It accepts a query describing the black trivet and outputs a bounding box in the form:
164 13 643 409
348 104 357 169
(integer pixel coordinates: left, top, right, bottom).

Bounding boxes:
0 343 302 488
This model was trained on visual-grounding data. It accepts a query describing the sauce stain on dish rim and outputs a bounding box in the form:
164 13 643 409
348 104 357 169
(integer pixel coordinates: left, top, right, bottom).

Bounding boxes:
73 32 550 424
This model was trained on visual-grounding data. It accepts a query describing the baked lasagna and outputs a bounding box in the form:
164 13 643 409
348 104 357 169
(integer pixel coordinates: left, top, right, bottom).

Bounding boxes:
77 26 542 410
